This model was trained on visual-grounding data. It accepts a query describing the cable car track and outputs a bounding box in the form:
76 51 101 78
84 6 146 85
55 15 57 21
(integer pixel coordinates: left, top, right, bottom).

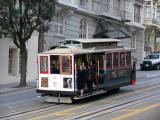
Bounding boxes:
2 87 160 120
0 102 66 119
0 79 160 120
124 77 160 91
56 91 160 120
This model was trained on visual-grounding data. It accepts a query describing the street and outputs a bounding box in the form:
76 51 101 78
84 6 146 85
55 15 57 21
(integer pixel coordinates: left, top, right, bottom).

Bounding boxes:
0 70 160 120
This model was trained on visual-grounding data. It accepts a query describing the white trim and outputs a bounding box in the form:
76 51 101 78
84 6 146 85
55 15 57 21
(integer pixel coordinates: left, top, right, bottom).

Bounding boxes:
8 47 18 76
79 18 88 38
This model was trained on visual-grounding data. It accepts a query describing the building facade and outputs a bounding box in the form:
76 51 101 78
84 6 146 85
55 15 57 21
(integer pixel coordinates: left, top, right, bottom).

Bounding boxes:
0 33 38 84
144 0 160 55
43 0 145 68
0 0 145 84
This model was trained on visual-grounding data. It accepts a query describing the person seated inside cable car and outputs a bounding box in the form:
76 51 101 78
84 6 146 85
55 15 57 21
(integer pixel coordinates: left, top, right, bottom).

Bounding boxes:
51 64 59 74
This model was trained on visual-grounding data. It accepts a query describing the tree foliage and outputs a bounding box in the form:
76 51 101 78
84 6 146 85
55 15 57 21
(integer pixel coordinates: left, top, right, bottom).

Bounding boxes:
0 0 55 43
0 0 55 86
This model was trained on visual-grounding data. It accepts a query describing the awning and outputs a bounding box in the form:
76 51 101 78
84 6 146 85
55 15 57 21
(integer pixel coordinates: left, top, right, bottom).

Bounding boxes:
93 20 131 39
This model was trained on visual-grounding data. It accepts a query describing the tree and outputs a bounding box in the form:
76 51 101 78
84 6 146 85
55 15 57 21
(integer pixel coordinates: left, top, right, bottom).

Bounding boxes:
0 0 55 86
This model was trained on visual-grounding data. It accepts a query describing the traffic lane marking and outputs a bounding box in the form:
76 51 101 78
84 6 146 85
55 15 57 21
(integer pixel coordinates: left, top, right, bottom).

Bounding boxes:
29 104 89 120
30 83 160 120
111 103 160 120
108 83 160 101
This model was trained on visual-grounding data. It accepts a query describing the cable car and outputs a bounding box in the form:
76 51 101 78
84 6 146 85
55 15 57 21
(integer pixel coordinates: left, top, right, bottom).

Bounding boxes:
37 39 136 103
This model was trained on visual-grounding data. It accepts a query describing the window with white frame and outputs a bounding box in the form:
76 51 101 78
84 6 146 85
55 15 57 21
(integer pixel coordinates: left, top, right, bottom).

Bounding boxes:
79 0 89 8
134 4 141 23
146 0 151 5
157 6 160 21
92 0 100 12
79 18 88 38
8 48 17 76
145 0 151 18
146 6 151 18
54 12 65 35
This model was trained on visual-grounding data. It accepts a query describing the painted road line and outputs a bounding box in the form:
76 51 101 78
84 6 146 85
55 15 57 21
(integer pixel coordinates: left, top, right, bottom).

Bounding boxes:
53 113 74 116
121 109 139 112
110 82 160 101
29 84 159 120
111 103 160 120
29 104 89 120
57 93 160 120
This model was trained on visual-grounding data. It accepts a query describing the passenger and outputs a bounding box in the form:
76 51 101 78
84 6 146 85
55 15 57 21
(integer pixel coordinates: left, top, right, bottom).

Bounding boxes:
92 61 98 85
51 64 59 74
77 64 85 96
83 61 88 69
83 61 88 88
87 65 93 93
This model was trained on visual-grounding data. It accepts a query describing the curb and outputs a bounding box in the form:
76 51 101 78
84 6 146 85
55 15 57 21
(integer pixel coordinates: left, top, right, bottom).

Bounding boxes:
0 86 36 95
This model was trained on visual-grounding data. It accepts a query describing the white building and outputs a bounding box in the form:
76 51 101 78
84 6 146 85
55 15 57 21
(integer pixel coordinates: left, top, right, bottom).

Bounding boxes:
43 0 145 68
144 0 160 55
0 0 145 84
0 32 38 84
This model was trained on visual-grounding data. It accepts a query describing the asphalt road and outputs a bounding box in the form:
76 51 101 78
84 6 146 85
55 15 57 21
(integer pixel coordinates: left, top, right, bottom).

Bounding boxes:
0 70 160 120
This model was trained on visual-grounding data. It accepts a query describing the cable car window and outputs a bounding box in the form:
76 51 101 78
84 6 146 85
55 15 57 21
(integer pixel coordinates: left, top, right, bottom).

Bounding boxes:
120 52 125 67
126 51 131 66
40 56 48 74
50 55 60 74
73 41 80 44
113 52 119 68
61 56 72 75
106 53 112 69
66 41 71 44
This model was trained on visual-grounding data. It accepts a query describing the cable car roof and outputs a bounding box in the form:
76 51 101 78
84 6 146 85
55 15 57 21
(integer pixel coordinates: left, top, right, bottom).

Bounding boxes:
40 46 134 55
40 38 134 55
59 38 121 44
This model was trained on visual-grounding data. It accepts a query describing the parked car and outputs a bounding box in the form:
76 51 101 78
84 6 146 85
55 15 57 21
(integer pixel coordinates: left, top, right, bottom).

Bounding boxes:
140 53 160 70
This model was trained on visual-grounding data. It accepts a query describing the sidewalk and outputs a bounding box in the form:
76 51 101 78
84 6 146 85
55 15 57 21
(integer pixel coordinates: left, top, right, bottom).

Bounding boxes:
0 80 37 95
